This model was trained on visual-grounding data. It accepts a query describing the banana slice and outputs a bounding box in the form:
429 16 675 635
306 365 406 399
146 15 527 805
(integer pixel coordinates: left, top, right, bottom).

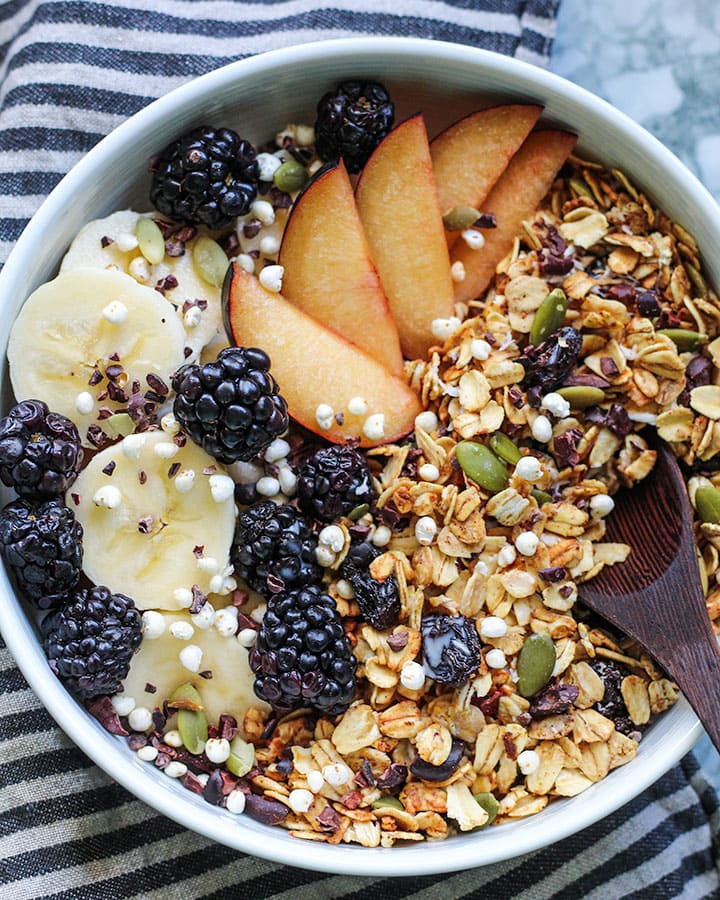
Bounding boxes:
8 268 187 447
69 431 237 610
117 610 267 727
60 209 224 356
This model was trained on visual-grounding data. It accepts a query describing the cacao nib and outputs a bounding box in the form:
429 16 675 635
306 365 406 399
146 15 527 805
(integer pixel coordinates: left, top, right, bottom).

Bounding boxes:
529 682 580 718
341 790 362 809
474 212 497 228
181 772 206 795
605 404 632 438
245 794 289 826
276 757 293 776
473 689 502 719
354 759 376 788
599 356 620 378
151 707 167 732
86 695 128 736
605 283 636 302
519 327 583 393
219 714 238 742
679 355 713 406
376 763 408 793
656 308 682 329
189 585 208 614
387 631 409 651
539 254 574 277
203 769 225 806
127 732 148 750
563 373 610 390
538 566 567 582
316 805 341 833
553 427 583 468
636 290 661 318
508 385 524 408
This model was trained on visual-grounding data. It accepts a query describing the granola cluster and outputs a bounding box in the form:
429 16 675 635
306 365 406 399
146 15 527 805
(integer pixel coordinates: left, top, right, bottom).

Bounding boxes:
219 157 718 845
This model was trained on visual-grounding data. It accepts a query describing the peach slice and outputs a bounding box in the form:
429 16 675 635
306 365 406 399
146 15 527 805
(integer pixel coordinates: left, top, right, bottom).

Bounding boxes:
279 161 404 375
223 266 421 447
430 104 542 247
451 129 577 304
356 114 455 361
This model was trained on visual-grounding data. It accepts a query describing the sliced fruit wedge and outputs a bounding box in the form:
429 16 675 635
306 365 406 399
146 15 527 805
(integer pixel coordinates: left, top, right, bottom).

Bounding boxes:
117 611 267 727
279 161 404 375
8 268 187 446
355 114 455 361
60 209 225 357
430 104 542 247
70 431 236 610
223 266 421 446
451 130 578 304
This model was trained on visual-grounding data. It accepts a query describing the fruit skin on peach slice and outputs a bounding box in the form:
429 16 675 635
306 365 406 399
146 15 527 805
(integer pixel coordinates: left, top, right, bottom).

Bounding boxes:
430 104 543 248
451 129 578 305
278 160 404 376
222 265 422 447
355 113 455 362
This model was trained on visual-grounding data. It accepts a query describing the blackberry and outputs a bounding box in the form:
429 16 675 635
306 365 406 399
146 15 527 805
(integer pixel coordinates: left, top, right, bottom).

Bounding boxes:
232 501 321 596
0 400 83 500
297 446 376 522
341 541 400 630
422 614 480 686
172 347 288 464
41 585 142 699
0 498 83 609
314 80 394 174
250 584 357 715
589 658 636 735
150 125 259 228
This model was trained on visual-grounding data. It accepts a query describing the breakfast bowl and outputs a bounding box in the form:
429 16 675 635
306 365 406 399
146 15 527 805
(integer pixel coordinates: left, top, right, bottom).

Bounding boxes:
0 37 717 876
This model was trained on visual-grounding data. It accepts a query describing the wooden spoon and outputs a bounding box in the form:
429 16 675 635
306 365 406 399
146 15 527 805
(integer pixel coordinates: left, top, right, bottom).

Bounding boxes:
578 438 720 752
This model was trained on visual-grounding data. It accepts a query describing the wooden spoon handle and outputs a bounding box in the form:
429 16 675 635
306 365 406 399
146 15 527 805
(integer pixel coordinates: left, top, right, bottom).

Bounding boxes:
659 626 720 753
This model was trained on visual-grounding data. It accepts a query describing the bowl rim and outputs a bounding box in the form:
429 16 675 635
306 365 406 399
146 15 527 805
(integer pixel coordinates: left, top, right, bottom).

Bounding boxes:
0 35 711 877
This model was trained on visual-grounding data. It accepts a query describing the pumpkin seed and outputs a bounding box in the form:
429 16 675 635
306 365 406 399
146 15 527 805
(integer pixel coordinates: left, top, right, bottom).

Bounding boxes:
169 683 207 755
273 160 308 193
473 791 499 827
105 413 135 438
135 217 165 265
442 205 481 232
656 329 708 352
694 485 720 525
455 441 509 494
489 432 522 466
529 289 568 346
348 503 370 521
226 735 255 777
556 385 606 409
517 632 556 698
193 235 230 287
371 796 404 811
532 488 553 506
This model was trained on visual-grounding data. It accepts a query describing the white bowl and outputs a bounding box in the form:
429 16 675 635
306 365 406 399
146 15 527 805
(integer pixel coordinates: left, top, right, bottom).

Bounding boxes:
0 37 714 876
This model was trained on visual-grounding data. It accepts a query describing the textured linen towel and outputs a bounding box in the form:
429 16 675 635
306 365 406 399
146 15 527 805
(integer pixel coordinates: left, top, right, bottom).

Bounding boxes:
0 2 718 898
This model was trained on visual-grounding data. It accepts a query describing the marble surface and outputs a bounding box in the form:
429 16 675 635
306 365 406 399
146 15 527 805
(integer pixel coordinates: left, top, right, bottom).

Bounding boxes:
552 0 720 200
553 0 720 777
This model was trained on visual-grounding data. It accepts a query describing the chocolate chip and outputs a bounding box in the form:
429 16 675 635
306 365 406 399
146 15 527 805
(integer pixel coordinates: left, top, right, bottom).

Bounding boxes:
102 460 116 476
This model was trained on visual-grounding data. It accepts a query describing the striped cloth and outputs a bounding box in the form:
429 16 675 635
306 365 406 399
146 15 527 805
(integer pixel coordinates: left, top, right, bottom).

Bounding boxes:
0 2 718 898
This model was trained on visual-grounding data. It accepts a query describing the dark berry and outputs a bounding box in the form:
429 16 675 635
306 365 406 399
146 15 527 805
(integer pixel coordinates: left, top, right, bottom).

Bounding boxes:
250 584 357 715
150 126 259 228
314 80 394 174
41 585 142 699
636 290 661 318
0 400 83 500
421 614 480 686
519 326 583 393
232 501 321 596
297 446 376 522
0 498 83 608
341 541 400 630
589 658 636 735
172 347 288 464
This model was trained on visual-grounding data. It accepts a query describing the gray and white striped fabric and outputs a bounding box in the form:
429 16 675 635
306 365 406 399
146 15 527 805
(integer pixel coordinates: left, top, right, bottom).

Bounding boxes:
0 2 718 898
